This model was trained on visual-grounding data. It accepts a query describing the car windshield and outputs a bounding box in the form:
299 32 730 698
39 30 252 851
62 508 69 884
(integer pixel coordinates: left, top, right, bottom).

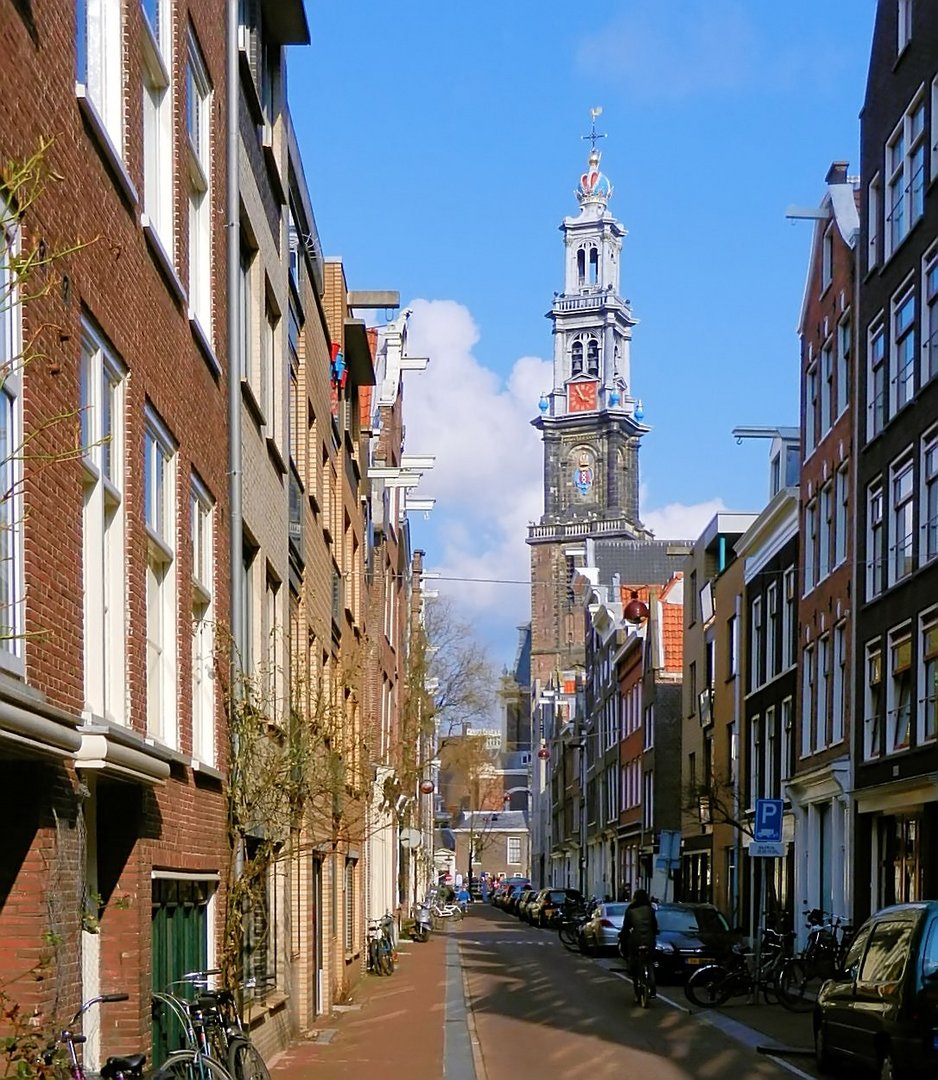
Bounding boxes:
603 904 627 918
658 907 730 934
548 891 567 902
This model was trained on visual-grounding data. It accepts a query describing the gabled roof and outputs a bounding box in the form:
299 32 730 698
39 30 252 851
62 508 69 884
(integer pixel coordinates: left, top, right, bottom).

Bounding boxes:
796 178 859 337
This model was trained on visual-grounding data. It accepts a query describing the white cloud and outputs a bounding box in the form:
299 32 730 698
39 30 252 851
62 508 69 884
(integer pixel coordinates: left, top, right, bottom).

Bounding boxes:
402 300 549 629
642 497 729 541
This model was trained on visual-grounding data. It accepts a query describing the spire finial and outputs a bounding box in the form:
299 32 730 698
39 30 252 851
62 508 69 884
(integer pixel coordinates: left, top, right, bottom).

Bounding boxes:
581 106 607 151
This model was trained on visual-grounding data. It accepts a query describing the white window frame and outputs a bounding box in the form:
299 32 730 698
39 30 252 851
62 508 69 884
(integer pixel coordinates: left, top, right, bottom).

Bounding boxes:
919 609 938 747
891 284 916 415
816 634 830 753
751 596 763 690
145 407 178 748
868 317 886 441
897 0 912 54
831 622 846 746
764 705 777 800
805 362 818 457
821 222 834 293
187 32 213 338
781 698 793 782
804 501 817 593
835 463 849 567
864 642 883 761
886 627 913 754
0 205 24 672
506 836 521 865
801 645 815 759
885 90 926 260
782 568 796 670
868 173 881 273
191 476 215 766
642 770 654 830
766 584 777 680
141 0 174 257
76 0 124 152
867 479 885 600
836 315 851 418
923 428 938 566
889 452 914 586
924 244 938 387
819 481 833 581
81 322 127 722
820 339 833 436
750 715 762 805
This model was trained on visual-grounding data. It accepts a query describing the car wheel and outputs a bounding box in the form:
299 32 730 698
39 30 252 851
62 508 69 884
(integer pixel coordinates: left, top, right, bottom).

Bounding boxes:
580 934 594 957
814 1020 833 1074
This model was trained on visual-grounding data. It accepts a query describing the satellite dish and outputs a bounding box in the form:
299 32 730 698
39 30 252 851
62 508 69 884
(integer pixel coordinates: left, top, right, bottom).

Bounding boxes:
399 827 422 849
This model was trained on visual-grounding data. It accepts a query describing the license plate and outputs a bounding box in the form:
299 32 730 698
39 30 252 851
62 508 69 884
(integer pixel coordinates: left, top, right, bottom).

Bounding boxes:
685 957 707 966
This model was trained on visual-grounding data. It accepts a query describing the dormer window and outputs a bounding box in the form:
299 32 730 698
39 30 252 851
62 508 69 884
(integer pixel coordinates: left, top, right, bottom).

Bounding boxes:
586 338 599 376
571 340 583 375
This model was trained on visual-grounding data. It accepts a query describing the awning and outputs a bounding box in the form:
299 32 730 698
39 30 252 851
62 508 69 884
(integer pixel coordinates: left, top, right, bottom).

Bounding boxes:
854 773 938 815
0 695 82 758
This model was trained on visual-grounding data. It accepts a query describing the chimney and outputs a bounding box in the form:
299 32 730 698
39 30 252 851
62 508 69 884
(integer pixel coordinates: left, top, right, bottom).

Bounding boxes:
825 161 849 185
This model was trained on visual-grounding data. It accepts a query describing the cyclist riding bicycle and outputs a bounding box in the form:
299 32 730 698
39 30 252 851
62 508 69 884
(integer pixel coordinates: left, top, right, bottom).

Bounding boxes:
618 889 658 1001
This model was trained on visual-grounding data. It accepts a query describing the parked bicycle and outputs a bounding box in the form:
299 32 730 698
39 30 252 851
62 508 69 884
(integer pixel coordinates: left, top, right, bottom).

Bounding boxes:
367 914 396 976
48 994 146 1080
557 900 593 953
151 969 269 1080
684 924 791 1009
776 909 854 1012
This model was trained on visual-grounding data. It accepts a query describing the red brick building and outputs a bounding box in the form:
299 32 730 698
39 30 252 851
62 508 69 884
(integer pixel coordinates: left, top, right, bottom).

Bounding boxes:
0 0 231 1065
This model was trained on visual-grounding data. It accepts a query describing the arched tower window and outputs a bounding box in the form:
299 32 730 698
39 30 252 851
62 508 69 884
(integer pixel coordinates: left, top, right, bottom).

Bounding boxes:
586 338 599 376
571 340 583 375
577 249 586 286
589 247 599 285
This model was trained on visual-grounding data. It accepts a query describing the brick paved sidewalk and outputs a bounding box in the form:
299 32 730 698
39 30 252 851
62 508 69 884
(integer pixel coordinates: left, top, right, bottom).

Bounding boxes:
268 934 448 1080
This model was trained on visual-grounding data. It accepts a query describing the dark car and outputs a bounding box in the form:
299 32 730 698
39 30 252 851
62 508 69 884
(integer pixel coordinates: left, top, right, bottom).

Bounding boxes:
813 901 938 1079
652 902 735 981
529 888 584 928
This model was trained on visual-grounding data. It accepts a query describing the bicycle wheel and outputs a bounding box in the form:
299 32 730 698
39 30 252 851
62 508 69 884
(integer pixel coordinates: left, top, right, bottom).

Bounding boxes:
685 965 733 1008
637 961 651 1008
227 1039 270 1080
558 923 581 952
778 958 824 1012
154 1051 236 1080
378 942 394 976
368 939 383 974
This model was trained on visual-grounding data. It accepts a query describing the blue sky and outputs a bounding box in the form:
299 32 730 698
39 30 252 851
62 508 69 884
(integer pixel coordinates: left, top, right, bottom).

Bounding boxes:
289 1 876 669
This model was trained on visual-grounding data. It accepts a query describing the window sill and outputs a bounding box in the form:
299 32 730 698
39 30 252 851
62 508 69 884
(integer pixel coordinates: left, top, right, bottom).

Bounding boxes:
241 376 267 427
75 84 138 211
190 757 223 781
266 434 287 477
262 133 286 207
244 991 289 1029
142 216 186 305
189 313 220 377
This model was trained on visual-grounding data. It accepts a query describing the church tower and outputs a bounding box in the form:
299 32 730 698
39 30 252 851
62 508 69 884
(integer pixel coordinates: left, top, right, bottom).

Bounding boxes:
528 121 652 683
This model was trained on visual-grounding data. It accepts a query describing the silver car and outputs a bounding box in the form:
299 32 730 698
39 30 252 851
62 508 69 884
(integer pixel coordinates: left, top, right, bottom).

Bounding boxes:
578 902 627 955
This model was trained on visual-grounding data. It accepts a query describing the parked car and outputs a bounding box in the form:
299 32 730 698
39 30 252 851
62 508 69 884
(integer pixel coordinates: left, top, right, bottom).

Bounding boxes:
516 888 539 922
652 903 736 981
578 901 627 954
813 901 938 1079
502 881 532 915
529 888 584 928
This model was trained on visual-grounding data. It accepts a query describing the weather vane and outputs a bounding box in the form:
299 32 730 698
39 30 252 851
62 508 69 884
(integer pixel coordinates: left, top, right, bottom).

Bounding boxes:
581 106 607 151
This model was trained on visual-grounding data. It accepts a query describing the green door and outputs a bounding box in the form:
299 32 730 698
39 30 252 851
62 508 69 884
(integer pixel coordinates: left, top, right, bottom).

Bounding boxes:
151 879 211 1067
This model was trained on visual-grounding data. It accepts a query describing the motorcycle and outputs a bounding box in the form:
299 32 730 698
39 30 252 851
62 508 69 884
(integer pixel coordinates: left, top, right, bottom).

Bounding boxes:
410 900 432 942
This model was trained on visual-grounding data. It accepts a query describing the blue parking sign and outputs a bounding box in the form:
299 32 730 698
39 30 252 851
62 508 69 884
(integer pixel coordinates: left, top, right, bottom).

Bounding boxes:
754 798 784 842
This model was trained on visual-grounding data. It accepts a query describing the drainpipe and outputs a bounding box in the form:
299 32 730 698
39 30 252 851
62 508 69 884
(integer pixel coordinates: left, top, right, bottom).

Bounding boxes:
227 0 243 871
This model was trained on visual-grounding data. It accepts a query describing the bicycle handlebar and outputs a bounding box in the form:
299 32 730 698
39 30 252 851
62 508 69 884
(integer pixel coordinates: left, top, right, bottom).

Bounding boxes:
69 993 129 1025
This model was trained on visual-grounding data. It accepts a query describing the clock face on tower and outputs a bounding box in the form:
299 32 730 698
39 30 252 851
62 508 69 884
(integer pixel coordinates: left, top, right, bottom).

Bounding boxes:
567 380 598 413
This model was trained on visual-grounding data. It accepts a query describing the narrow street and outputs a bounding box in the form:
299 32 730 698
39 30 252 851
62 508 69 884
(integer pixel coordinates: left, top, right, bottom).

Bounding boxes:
457 905 820 1080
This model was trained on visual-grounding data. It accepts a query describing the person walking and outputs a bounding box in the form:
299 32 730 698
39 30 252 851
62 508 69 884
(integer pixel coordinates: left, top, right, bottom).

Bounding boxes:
618 889 658 1001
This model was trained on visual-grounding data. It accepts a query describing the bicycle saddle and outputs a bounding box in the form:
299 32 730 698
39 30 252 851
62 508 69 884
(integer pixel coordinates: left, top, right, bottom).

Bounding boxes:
102 1053 146 1077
